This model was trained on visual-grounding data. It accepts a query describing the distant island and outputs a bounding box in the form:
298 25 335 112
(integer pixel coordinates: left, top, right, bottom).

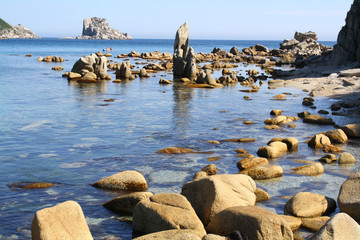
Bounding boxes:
76 17 132 40
0 18 39 39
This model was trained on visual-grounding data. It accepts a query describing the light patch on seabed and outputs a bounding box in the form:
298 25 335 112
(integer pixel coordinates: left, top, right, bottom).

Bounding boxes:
45 189 59 196
148 186 182 194
18 154 28 158
80 137 102 142
38 153 58 157
60 162 87 168
76 195 101 202
18 120 53 131
149 170 190 184
72 144 92 148
0 234 19 240
85 216 108 225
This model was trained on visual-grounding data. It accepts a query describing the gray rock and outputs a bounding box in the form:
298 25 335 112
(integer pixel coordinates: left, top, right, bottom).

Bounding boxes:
116 62 132 78
294 31 318 42
77 17 131 40
71 54 97 74
94 56 107 79
309 213 360 240
338 172 360 221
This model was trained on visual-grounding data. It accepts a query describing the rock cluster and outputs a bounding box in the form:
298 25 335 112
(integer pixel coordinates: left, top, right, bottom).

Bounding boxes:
38 56 64 63
173 22 197 79
332 0 360 65
76 17 132 40
0 18 39 39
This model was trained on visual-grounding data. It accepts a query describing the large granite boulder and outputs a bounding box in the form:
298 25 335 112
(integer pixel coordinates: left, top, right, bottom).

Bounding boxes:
77 17 131 40
308 134 331 149
103 192 153 214
116 62 132 78
338 172 360 221
206 206 293 240
331 0 360 65
31 201 93 240
342 123 360 138
240 165 283 180
133 229 202 240
71 54 108 80
324 129 348 144
92 170 148 191
257 141 288 158
284 192 336 218
173 22 197 79
132 193 206 238
309 213 360 240
181 174 256 225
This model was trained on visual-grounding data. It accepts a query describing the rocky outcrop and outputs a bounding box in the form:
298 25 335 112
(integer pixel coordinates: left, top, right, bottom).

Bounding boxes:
70 53 109 81
0 18 39 39
76 17 132 40
331 0 360 65
173 22 197 79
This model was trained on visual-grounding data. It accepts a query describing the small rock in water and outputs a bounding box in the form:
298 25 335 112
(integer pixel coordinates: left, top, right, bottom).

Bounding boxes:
292 162 324 176
319 154 337 164
338 152 356 164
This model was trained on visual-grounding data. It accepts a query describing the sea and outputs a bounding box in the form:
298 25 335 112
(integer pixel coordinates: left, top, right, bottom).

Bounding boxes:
0 38 359 239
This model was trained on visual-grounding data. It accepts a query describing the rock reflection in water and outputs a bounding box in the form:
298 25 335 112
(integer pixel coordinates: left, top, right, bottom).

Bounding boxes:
172 83 194 134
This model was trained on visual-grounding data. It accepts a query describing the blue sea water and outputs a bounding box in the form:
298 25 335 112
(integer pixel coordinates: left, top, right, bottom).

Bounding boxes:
0 38 358 239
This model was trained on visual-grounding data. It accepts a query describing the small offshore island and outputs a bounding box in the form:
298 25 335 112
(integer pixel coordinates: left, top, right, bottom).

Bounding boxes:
1 1 360 240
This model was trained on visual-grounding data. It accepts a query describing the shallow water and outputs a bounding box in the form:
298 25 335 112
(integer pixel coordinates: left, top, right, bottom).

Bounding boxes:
0 38 359 239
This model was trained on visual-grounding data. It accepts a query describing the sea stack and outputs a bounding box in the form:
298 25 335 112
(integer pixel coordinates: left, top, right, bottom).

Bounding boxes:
76 17 132 40
173 22 197 79
0 18 39 39
331 0 360 65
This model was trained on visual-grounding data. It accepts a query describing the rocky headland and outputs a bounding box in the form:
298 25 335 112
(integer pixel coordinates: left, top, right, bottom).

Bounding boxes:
76 17 132 40
0 18 39 39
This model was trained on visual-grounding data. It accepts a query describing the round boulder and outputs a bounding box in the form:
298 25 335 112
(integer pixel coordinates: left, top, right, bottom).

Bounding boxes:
284 192 336 218
257 141 288 158
324 129 348 144
292 163 324 176
103 192 153 214
132 193 206 238
181 174 256 225
240 165 283 180
308 134 331 149
338 172 360 222
339 152 356 164
92 170 148 191
342 124 360 138
206 206 293 240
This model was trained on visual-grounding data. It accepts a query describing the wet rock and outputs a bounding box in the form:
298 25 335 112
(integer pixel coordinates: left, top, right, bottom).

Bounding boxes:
92 170 148 191
319 154 337 164
297 111 311 118
31 201 93 240
128 51 141 58
240 165 283 180
318 109 329 114
281 137 299 151
37 56 43 61
51 66 63 71
67 72 82 80
308 134 331 149
206 206 293 240
181 174 256 225
133 193 206 238
207 140 220 145
200 164 218 176
236 157 269 171
156 147 209 154
342 123 360 138
270 109 283 116
139 68 150 78
339 152 356 164
222 138 255 143
292 163 324 176
284 192 336 218
281 215 302 232
257 141 288 158
300 216 330 232
103 192 153 214
323 144 343 153
254 188 271 202
234 148 248 154
308 213 360 240
81 72 97 82
264 125 280 130
133 229 201 240
303 114 335 125
324 129 348 144
338 172 360 222
21 183 54 189
264 116 299 125
159 78 172 84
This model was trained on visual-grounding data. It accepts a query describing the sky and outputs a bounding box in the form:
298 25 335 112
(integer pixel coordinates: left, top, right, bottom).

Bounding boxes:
1 0 354 40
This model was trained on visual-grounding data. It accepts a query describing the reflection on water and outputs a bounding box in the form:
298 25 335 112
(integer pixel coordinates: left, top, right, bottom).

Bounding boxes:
69 80 108 96
172 83 194 134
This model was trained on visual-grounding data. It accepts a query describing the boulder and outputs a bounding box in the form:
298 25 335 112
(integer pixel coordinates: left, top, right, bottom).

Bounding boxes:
294 31 318 42
339 68 360 77
324 129 348 144
203 234 226 240
264 116 298 125
240 165 283 180
139 68 150 78
81 72 97 81
132 193 206 238
257 141 288 158
339 152 356 164
206 206 293 240
92 170 148 191
303 115 334 125
342 124 360 138
281 215 302 232
308 134 331 149
71 54 97 73
133 230 201 240
309 213 360 240
338 172 360 222
159 78 172 84
236 157 269 171
281 137 299 151
116 62 132 78
31 201 93 240
103 192 153 214
270 109 283 116
67 72 82 80
181 174 256 225
94 56 107 79
319 154 337 164
254 188 271 202
300 216 330 232
284 192 336 218
292 163 324 176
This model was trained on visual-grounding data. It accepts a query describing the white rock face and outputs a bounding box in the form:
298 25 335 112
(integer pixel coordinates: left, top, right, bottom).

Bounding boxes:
0 22 39 39
77 17 132 40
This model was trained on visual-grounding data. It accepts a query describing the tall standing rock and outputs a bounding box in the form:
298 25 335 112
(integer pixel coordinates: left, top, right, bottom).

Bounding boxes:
331 0 360 65
173 22 197 79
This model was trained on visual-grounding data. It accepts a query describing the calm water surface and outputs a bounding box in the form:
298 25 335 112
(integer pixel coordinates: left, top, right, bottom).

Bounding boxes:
0 38 359 239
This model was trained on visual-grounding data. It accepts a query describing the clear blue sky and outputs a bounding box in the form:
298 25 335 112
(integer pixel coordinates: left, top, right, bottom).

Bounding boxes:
1 0 353 40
